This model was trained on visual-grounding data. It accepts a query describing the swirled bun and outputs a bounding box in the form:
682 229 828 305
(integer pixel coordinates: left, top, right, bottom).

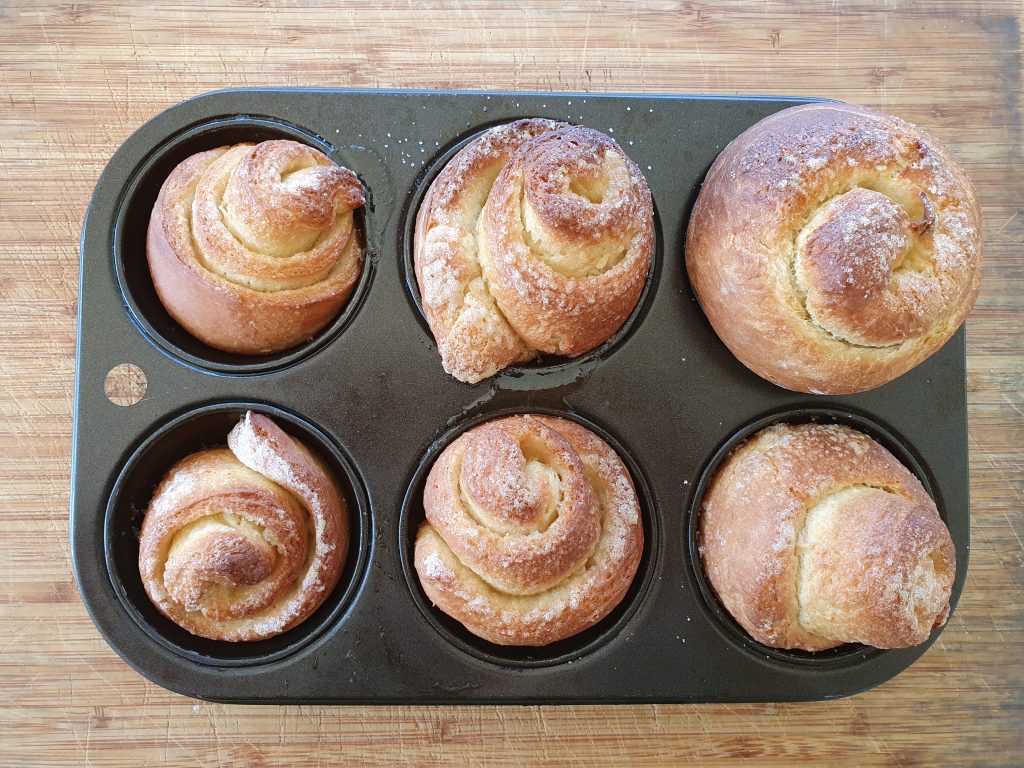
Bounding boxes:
138 412 347 641
415 120 653 383
147 140 365 355
686 102 982 394
414 415 643 645
699 422 955 651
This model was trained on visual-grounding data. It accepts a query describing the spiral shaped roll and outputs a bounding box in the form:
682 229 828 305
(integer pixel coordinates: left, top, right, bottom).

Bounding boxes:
700 423 955 651
414 415 643 646
415 120 653 384
686 103 982 394
138 412 347 641
147 139 365 355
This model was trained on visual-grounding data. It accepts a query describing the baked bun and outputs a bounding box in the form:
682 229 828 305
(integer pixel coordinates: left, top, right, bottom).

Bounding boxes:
414 415 643 645
139 412 347 641
699 422 955 651
147 139 365 355
415 120 654 383
686 102 982 394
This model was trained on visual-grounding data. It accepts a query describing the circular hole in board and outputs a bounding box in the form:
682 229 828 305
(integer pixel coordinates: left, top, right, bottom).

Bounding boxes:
104 363 147 406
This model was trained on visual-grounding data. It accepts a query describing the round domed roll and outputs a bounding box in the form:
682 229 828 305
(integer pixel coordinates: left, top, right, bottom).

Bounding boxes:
138 412 347 641
699 422 955 651
414 415 643 646
147 139 365 355
686 102 982 394
415 120 654 384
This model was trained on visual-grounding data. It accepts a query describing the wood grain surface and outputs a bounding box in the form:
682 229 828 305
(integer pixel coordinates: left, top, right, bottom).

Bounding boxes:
1 1 1021 765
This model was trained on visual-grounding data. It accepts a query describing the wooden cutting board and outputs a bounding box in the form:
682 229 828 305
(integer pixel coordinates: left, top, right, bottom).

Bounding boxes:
0 2 1020 765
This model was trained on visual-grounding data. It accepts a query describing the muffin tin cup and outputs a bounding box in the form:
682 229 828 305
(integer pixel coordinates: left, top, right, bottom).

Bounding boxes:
104 401 372 667
398 405 660 670
113 115 386 376
72 88 969 703
398 124 665 386
687 405 944 670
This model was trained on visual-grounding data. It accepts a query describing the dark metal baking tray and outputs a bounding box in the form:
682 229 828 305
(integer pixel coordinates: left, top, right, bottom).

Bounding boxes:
71 88 969 704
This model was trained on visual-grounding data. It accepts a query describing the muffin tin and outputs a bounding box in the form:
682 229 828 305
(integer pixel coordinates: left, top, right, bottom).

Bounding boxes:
72 88 969 703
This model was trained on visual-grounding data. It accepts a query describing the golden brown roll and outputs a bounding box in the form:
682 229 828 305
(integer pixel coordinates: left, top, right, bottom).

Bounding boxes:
686 102 982 394
147 139 365 355
699 422 955 651
138 412 348 641
414 415 643 646
415 120 654 384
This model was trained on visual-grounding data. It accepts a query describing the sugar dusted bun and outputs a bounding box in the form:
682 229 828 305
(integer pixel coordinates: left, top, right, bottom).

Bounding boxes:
686 102 982 394
147 139 365 355
415 120 653 383
414 415 643 646
699 422 955 651
138 412 347 641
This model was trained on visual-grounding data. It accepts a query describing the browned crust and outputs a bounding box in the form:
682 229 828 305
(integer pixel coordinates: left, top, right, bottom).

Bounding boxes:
482 125 654 355
699 423 955 651
146 140 364 355
414 415 643 646
414 120 653 383
138 412 347 641
685 102 982 394
413 119 562 383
